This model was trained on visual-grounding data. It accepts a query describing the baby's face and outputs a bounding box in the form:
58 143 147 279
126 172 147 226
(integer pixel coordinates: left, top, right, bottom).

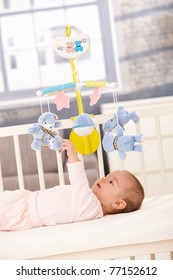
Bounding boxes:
91 170 130 207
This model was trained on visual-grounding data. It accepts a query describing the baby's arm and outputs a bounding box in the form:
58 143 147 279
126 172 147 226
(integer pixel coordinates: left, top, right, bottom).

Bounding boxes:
61 139 80 163
62 140 90 189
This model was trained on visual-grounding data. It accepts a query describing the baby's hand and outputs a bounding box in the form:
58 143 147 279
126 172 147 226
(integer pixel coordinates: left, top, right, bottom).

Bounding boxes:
61 139 79 163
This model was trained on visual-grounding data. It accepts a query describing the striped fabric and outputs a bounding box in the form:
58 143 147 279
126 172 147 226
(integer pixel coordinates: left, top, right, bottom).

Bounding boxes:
36 161 103 226
0 161 103 231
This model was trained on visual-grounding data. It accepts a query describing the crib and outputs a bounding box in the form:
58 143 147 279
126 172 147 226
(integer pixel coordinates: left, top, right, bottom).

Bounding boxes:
0 96 173 260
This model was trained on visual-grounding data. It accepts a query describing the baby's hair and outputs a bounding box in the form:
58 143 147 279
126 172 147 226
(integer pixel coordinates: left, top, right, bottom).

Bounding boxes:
115 171 145 214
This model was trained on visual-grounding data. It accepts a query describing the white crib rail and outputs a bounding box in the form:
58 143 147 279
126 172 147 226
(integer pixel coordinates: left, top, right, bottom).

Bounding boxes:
155 116 167 194
135 123 148 195
13 135 25 190
56 152 65 185
101 97 173 197
0 99 173 261
0 118 105 191
0 97 173 196
0 162 3 192
35 150 45 190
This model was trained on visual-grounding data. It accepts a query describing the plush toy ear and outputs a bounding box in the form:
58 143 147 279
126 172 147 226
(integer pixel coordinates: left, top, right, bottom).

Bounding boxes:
38 114 45 123
53 114 58 120
117 106 124 110
129 111 140 123
54 121 62 128
118 151 126 160
27 123 39 134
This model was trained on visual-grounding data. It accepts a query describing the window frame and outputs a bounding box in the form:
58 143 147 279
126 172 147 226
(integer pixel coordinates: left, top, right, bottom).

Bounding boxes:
0 0 119 107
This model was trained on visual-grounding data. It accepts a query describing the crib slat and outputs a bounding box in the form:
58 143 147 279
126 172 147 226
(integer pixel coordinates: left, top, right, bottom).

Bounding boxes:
118 156 125 169
155 116 167 194
135 123 148 196
96 125 105 177
0 161 4 192
56 152 65 185
13 135 25 190
35 150 45 190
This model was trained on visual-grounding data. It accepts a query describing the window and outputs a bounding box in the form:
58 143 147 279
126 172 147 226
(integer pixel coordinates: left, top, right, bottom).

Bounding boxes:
0 0 119 105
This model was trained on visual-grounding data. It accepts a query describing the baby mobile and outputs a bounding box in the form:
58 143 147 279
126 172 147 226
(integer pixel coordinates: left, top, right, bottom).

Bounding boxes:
28 26 144 160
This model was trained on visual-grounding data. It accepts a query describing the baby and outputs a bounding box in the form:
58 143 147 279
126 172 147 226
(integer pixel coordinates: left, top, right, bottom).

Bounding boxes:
0 140 144 231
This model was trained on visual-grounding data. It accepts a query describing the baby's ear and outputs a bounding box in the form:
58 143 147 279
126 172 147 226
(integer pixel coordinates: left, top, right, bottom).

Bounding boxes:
112 199 126 210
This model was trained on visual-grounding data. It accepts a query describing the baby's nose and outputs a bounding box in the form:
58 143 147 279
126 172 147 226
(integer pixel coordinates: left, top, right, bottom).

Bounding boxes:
101 177 106 182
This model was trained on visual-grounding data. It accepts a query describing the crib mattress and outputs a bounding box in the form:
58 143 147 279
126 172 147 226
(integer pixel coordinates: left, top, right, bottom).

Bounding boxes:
0 194 173 259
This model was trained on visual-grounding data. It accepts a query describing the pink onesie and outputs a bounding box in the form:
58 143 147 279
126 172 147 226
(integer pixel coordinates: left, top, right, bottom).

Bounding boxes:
0 161 103 231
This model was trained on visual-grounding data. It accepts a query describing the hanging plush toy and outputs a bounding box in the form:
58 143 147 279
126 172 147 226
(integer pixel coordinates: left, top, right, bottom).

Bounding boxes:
35 26 119 155
71 113 95 136
28 112 62 151
102 124 144 160
102 106 140 133
102 99 144 160
32 26 144 159
48 136 63 151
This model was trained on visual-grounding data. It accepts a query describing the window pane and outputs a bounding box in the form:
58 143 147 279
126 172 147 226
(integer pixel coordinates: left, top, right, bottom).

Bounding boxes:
64 0 96 4
1 14 35 50
0 2 106 97
0 51 4 91
32 0 95 9
0 66 4 92
4 50 41 90
33 5 105 87
33 9 66 42
76 42 105 82
65 5 105 81
33 0 63 9
66 5 101 39
1 14 41 90
0 0 31 13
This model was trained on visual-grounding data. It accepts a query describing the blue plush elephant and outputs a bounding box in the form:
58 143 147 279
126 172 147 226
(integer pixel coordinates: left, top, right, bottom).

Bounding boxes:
102 106 140 133
28 112 62 151
102 125 144 160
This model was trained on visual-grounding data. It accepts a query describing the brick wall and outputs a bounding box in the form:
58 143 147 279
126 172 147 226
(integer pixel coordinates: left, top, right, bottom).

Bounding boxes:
113 0 173 96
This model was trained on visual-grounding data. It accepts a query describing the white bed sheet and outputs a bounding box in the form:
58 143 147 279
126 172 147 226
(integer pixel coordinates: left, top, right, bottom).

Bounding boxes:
0 194 173 259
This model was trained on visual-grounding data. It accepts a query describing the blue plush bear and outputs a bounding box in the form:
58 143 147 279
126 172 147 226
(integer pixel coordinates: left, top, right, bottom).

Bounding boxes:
28 112 62 151
74 41 83 52
102 125 144 160
102 106 140 133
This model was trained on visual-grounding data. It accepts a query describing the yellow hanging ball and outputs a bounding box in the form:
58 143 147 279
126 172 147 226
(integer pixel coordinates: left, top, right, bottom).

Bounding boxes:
70 129 100 155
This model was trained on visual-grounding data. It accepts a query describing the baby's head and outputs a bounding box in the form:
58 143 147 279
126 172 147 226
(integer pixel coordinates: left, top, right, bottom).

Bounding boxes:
91 170 144 215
